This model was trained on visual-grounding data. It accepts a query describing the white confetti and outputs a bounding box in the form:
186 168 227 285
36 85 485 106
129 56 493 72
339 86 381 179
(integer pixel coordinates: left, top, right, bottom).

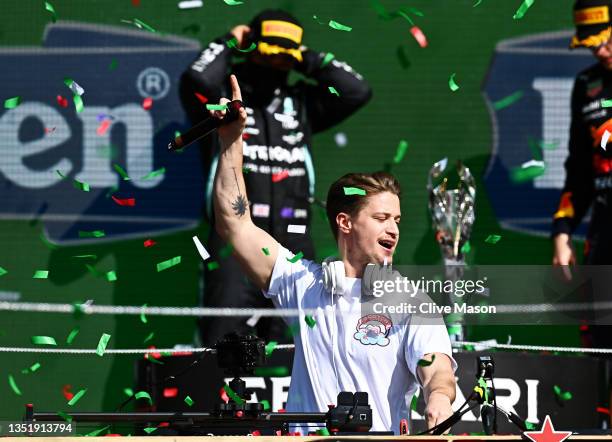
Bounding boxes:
192 235 210 261
334 132 348 147
287 224 306 234
246 314 260 327
602 130 611 150
520 159 545 169
178 0 203 8
66 80 85 96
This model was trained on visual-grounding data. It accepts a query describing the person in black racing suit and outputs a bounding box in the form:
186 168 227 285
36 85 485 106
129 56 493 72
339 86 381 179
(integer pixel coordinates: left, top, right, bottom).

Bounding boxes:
180 9 371 346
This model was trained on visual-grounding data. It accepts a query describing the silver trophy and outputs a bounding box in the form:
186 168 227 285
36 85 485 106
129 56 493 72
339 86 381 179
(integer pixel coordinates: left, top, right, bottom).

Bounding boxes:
427 158 476 345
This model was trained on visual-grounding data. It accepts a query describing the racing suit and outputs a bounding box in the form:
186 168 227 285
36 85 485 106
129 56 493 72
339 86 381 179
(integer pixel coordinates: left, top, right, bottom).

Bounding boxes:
552 62 612 349
180 33 371 345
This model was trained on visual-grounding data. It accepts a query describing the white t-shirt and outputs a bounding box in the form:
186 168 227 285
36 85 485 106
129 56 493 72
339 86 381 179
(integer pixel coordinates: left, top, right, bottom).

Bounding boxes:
263 246 457 434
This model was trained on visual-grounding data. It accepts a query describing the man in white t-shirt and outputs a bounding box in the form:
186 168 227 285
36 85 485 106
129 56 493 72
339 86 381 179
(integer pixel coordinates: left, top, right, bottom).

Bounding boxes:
210 75 457 434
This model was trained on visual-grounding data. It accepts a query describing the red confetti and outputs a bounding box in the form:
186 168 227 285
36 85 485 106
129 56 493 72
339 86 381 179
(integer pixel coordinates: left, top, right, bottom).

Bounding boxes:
597 407 610 415
251 431 261 436
97 119 112 136
144 239 156 248
158 422 170 428
277 408 286 413
144 345 161 360
410 26 428 48
194 92 208 104
56 95 68 108
45 127 56 134
242 133 250 140
62 384 74 401
142 97 153 110
272 170 289 183
104 434 122 437
163 388 178 398
220 386 230 404
131 0 140 6
275 431 282 436
112 195 136 206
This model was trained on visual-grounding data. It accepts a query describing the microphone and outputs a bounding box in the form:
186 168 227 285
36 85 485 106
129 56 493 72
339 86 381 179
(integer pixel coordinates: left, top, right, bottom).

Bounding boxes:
168 99 244 152
480 404 495 435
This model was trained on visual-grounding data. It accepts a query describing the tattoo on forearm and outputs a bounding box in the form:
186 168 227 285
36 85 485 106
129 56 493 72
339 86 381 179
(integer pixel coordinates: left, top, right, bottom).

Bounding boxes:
231 167 248 217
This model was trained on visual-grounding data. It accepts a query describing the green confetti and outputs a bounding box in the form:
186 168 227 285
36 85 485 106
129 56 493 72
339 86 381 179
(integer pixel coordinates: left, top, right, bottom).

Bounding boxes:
95 333 111 356
68 388 87 406
316 428 331 436
144 427 158 434
473 0 484 6
44 1 57 22
124 388 134 397
33 270 49 279
206 104 228 111
32 335 57 346
449 73 460 92
223 383 244 404
260 399 270 410
287 251 304 263
132 18 157 33
73 95 83 113
72 254 97 259
265 341 278 356
85 426 110 437
73 179 90 192
242 166 251 174
524 421 537 430
105 270 117 282
343 186 366 196
135 390 153 404
66 327 80 345
510 164 546 183
328 20 352 31
113 163 131 180
254 366 289 376
485 234 501 244
156 256 182 272
207 261 219 270
492 91 524 110
262 247 270 256
321 53 335 68
184 395 194 407
140 303 148 323
226 37 257 53
8 375 22 396
396 10 415 25
328 86 340 96
417 354 435 367
141 167 165 180
57 411 73 423
460 241 471 254
78 230 105 238
223 0 243 4
463 344 475 351
4 96 21 109
143 332 155 344
513 0 535 19
393 140 409 164
109 59 118 71
553 385 573 401
22 362 41 374
304 315 316 328
603 99 612 108
410 393 419 411
0 266 7 277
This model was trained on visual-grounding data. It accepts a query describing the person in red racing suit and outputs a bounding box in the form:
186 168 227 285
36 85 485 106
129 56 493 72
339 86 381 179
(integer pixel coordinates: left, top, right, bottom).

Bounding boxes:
180 9 371 345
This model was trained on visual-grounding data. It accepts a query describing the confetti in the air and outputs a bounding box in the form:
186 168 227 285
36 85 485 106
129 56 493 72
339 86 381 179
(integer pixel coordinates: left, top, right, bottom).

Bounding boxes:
206 103 228 111
287 225 306 234
68 388 87 406
73 95 84 113
553 385 573 402
287 251 304 263
32 336 57 345
328 86 340 96
66 327 80 344
461 241 471 254
329 20 352 31
0 266 7 277
97 119 112 136
485 234 502 244
113 164 131 180
449 73 460 92
192 235 210 261
492 91 524 110
73 179 90 192
96 333 111 356
178 0 203 8
79 230 105 238
417 354 436 367
4 96 21 109
121 18 157 33
85 426 110 437
184 395 195 406
334 132 348 147
144 427 158 434
262 247 270 256
207 261 219 270
223 0 244 4
321 53 335 68
44 1 57 22
254 366 289 376
64 78 85 96
22 362 41 374
56 95 68 107
142 97 153 110
33 270 49 279
410 26 428 48
602 130 610 150
106 271 117 282
272 170 290 183
111 195 136 206
393 140 409 164
8 375 22 396
344 187 366 196
265 341 278 356
144 239 156 248
226 37 257 53
157 256 182 272
223 383 244 404
513 0 535 19
304 315 317 328
141 167 165 180
260 400 270 410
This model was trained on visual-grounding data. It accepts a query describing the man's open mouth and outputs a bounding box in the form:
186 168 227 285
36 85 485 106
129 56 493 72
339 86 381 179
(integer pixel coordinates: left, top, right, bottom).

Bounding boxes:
378 239 394 250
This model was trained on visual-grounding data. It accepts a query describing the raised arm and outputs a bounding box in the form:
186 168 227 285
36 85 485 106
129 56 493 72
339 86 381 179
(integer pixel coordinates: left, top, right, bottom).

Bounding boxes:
213 75 279 290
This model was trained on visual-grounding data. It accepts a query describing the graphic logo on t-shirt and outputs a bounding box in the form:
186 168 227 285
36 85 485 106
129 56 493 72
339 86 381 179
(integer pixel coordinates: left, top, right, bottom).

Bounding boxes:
353 314 392 347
